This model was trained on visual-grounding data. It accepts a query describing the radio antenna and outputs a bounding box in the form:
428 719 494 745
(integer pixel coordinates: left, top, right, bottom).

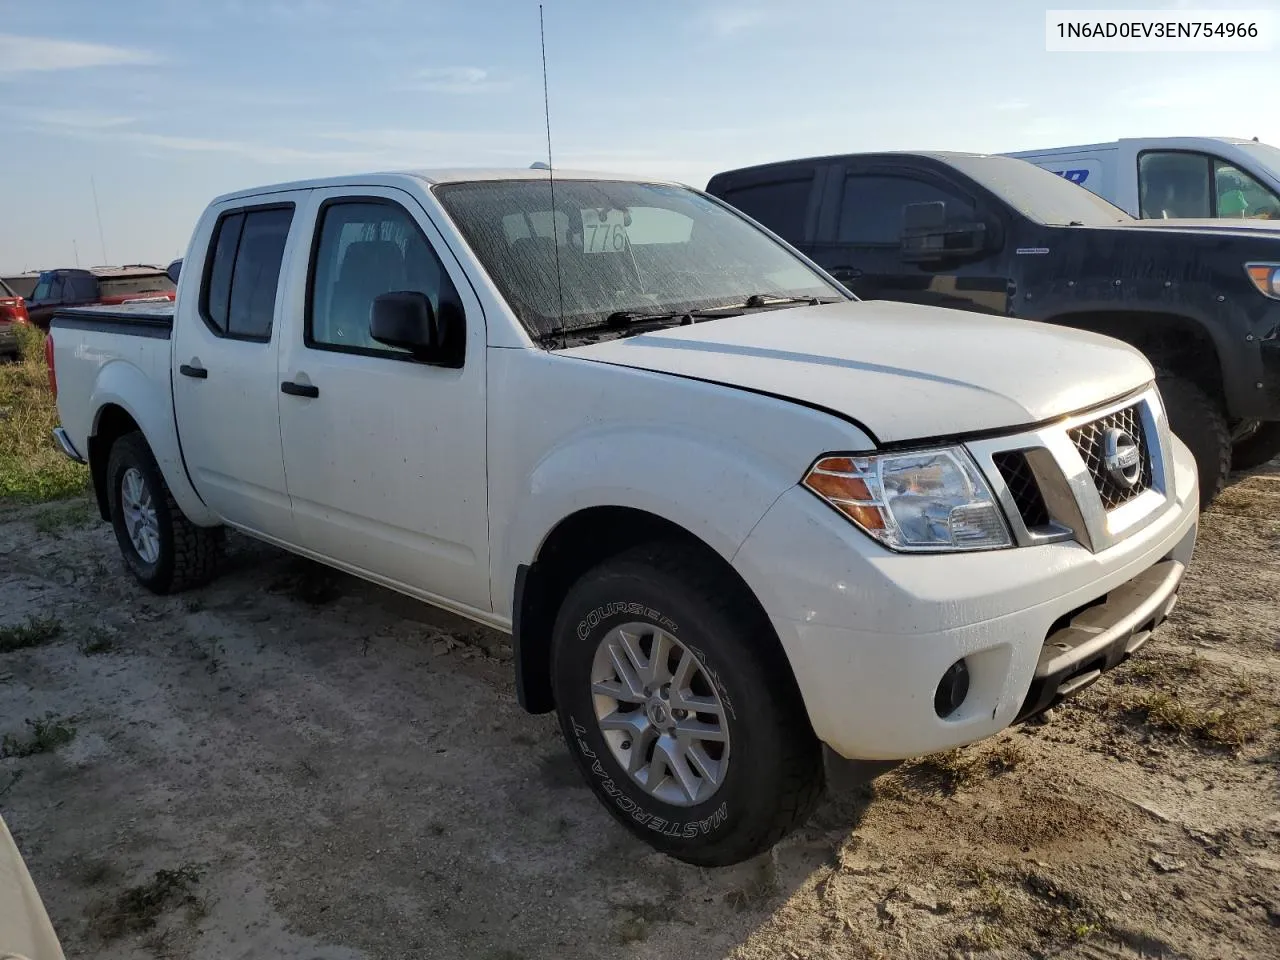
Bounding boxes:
539 4 566 348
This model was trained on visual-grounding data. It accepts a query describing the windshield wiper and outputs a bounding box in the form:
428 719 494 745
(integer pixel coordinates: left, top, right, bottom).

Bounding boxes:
536 312 695 345
604 310 696 328
729 294 841 309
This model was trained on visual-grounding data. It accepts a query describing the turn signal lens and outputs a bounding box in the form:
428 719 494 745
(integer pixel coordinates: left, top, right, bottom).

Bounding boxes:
803 448 1012 552
1245 262 1280 299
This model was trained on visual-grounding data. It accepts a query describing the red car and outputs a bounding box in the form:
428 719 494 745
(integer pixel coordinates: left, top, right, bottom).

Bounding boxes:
0 276 30 359
24 265 175 331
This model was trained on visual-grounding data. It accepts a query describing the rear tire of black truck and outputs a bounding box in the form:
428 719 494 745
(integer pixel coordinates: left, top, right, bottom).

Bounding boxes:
105 431 222 594
1156 374 1231 510
550 542 825 867
1230 421 1280 472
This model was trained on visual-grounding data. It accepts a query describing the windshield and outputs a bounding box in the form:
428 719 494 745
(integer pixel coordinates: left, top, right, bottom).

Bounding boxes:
434 179 845 341
31 274 56 302
1240 141 1280 182
945 154 1133 226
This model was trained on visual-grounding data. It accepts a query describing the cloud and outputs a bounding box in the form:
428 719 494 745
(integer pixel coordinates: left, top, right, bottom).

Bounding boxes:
700 6 772 36
406 66 509 94
13 108 138 130
0 34 159 75
994 98 1030 112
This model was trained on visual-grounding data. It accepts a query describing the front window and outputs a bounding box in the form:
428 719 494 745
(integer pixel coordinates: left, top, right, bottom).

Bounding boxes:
1139 150 1280 220
434 179 844 342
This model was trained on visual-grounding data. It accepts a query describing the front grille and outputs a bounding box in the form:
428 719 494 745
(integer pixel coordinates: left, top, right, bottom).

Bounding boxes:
1069 404 1152 510
993 450 1051 529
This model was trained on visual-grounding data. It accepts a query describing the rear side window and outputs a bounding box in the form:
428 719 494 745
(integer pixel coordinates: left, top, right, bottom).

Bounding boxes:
837 175 975 244
717 174 813 241
67 274 99 301
200 205 294 340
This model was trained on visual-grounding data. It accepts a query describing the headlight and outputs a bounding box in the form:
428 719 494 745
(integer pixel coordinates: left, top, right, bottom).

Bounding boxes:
1245 262 1280 299
803 447 1012 552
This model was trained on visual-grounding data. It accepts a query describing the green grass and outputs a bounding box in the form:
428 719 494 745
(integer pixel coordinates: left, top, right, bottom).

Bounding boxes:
34 498 95 534
79 626 117 656
1 714 77 758
0 615 63 653
87 865 203 941
0 324 89 503
1132 691 1263 749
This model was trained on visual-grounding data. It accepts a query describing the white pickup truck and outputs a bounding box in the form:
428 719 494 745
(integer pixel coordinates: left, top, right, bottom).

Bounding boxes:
48 169 1199 866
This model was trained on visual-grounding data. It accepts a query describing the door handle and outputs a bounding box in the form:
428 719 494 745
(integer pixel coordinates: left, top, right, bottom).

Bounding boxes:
829 266 863 281
281 381 319 399
179 363 208 379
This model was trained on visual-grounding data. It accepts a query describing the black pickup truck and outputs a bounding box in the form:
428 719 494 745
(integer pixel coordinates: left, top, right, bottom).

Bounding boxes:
706 152 1280 505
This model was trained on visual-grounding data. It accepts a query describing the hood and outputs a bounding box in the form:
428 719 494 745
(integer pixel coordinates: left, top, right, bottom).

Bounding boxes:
1112 218 1280 238
564 300 1153 444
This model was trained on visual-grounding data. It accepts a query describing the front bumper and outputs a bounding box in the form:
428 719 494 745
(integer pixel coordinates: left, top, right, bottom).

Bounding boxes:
732 431 1199 761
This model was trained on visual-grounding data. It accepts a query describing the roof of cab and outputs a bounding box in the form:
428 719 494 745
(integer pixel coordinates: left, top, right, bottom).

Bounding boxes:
212 167 686 205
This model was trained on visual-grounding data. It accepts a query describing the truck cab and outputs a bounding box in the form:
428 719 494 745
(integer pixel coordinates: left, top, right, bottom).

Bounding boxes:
1005 136 1280 222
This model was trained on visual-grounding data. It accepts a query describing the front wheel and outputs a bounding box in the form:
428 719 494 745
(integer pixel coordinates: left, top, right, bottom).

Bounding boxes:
1156 374 1231 509
1230 421 1280 472
551 543 824 867
105 431 222 593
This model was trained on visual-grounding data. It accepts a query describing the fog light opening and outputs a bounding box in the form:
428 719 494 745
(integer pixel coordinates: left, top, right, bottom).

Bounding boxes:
934 659 971 718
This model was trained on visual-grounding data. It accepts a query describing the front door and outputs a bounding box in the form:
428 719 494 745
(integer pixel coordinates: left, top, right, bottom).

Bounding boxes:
809 169 1012 316
276 188 490 613
171 199 300 539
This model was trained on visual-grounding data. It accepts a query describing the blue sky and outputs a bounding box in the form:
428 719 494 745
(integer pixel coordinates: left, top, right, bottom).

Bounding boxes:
1 0 1278 272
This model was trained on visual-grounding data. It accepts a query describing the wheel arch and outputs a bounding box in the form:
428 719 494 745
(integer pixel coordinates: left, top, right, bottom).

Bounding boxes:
1043 309 1228 409
86 364 218 527
512 505 799 716
87 403 142 521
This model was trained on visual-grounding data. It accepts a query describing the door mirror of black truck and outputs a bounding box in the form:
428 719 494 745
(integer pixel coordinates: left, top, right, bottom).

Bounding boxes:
370 291 464 367
900 201 987 263
166 259 182 285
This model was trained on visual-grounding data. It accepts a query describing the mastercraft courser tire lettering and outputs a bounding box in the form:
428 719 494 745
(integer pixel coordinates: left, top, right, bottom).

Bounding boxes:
106 431 222 594
550 542 824 867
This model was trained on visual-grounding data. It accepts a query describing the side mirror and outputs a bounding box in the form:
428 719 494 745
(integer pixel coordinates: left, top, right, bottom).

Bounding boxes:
370 291 464 367
900 201 987 263
166 259 182 285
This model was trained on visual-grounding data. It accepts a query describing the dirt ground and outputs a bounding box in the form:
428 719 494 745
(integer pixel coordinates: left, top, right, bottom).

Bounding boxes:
1 468 1277 960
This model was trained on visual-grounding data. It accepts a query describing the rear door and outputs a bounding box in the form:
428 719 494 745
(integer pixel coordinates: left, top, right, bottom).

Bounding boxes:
171 195 304 539
809 163 1012 315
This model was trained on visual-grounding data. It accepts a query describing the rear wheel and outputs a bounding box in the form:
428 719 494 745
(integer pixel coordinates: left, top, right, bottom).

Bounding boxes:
1230 421 1280 471
1156 374 1230 509
106 431 222 593
551 542 824 867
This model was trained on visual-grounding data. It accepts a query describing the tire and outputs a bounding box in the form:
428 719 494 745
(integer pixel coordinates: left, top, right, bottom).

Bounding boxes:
1230 421 1280 472
550 542 824 867
105 431 222 593
1156 374 1230 510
